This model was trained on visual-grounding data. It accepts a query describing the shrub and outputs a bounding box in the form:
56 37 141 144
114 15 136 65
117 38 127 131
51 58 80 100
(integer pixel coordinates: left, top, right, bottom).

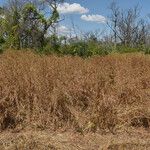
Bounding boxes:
116 45 140 53
144 47 150 54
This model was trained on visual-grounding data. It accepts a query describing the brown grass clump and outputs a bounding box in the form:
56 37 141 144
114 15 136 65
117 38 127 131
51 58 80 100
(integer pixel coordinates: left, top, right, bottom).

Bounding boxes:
0 50 150 134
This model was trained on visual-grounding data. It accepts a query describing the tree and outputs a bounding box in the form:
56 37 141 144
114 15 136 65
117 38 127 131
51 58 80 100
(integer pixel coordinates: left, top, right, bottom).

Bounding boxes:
118 5 141 46
42 0 64 51
1 0 64 49
108 1 120 48
108 1 149 49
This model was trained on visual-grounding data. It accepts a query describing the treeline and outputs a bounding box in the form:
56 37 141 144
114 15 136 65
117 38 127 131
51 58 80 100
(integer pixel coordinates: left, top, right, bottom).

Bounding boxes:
0 0 150 57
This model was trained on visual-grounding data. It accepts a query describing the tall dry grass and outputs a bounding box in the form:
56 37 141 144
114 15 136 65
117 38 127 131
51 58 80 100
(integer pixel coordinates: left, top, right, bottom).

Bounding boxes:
0 50 150 134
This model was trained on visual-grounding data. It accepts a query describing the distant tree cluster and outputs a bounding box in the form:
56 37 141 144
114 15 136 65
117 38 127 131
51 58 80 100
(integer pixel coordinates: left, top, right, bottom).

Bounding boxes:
0 0 63 50
108 1 150 49
0 0 150 56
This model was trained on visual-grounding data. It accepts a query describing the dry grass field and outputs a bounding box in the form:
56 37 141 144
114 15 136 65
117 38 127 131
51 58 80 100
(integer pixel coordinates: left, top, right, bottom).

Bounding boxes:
0 50 150 149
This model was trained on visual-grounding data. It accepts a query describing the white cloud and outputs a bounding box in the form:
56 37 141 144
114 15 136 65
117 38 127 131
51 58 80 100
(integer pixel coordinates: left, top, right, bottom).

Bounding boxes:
81 14 107 24
57 3 89 14
47 25 71 37
57 25 71 34
56 25 75 37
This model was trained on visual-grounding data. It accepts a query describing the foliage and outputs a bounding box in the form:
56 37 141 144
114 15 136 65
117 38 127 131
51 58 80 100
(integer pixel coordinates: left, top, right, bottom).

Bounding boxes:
0 0 149 57
0 0 62 50
116 45 141 53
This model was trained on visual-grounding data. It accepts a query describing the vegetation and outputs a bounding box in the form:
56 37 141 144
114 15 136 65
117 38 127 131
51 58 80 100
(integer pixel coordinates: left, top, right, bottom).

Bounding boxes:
0 0 149 56
0 1 150 149
0 50 150 133
0 0 63 50
0 50 150 149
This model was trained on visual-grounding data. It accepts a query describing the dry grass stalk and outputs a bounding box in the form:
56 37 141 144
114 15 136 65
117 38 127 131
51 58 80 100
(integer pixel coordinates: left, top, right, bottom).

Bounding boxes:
0 50 150 134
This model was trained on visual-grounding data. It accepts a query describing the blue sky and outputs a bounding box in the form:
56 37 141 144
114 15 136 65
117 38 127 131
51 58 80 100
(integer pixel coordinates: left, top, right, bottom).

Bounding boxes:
61 0 150 34
0 0 149 35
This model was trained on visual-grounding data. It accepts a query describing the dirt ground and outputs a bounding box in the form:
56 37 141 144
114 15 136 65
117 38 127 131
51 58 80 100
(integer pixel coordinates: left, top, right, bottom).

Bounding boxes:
0 128 150 150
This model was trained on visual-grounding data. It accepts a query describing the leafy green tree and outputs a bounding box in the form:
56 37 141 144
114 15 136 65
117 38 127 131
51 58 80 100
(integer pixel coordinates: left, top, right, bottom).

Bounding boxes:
21 0 63 49
0 0 64 50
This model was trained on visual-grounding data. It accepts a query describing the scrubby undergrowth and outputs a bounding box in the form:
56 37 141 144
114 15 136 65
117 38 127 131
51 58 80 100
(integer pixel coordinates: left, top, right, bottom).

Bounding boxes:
0 50 150 135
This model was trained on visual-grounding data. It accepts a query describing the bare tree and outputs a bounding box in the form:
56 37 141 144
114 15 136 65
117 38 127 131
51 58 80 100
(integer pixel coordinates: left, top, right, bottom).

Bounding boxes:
108 1 149 48
118 5 141 46
108 1 120 47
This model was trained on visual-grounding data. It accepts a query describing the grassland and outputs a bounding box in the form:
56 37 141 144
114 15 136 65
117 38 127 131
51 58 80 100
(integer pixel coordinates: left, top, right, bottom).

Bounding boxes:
0 50 150 149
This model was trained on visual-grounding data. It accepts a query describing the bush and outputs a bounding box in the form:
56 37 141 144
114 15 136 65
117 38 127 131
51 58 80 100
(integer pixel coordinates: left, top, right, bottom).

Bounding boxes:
59 41 91 57
59 41 111 57
24 38 150 57
87 41 109 56
116 45 140 53
69 41 91 57
144 47 150 54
